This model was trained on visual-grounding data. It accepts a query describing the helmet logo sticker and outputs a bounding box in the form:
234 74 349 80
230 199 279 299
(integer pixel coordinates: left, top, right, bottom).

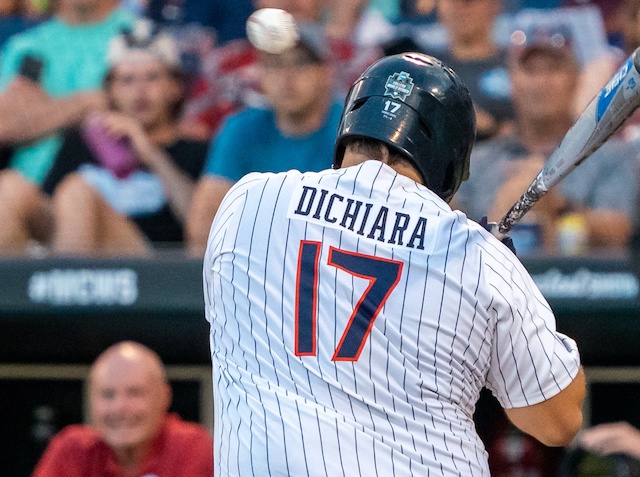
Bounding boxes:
385 71 414 101
382 99 401 121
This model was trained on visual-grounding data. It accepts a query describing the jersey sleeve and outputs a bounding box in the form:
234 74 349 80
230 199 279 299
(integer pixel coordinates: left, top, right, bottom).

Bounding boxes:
484 256 581 409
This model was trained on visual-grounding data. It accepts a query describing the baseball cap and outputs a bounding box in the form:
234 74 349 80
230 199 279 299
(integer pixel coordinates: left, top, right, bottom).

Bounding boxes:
509 23 576 65
107 19 182 70
294 21 331 64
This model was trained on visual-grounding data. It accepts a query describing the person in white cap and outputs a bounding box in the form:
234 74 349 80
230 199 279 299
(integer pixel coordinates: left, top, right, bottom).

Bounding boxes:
186 13 344 257
0 19 209 256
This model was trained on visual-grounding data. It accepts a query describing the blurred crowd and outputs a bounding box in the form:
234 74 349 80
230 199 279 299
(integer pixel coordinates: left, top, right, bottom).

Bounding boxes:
0 0 639 261
3 2 640 476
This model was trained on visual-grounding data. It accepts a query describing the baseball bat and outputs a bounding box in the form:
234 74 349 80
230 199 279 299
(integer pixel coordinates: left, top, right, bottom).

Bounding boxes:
491 46 640 239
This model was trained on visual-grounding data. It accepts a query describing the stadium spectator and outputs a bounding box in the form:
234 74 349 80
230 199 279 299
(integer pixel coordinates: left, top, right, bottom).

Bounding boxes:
31 341 213 477
384 0 514 141
0 19 207 256
256 0 378 94
185 17 342 257
556 420 640 474
179 0 380 139
0 0 133 184
573 0 640 136
454 23 638 253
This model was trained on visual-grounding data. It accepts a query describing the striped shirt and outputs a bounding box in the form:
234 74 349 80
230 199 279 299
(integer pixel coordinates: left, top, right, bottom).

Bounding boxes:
203 160 581 476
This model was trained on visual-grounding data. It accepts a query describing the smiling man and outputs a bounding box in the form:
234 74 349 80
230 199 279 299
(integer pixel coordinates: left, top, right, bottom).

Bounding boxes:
31 341 213 477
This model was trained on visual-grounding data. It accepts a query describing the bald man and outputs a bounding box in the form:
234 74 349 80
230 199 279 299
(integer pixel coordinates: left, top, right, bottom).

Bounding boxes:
31 341 213 477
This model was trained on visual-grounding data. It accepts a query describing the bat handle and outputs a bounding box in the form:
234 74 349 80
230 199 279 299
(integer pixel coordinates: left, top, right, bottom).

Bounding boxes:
494 173 548 238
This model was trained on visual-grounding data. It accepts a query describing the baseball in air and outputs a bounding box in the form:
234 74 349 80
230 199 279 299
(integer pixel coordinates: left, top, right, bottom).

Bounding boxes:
246 8 299 54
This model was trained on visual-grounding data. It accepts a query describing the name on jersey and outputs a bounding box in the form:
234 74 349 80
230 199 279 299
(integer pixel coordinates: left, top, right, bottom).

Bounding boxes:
287 184 438 252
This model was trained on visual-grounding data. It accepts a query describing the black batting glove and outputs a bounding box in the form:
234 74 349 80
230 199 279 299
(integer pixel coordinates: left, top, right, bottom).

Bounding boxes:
479 216 517 256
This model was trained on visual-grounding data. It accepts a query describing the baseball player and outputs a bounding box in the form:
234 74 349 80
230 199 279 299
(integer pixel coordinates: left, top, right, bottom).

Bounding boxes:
203 52 586 476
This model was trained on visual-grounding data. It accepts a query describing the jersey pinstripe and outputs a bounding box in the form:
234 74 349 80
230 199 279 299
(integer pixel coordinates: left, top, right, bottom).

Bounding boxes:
203 160 581 476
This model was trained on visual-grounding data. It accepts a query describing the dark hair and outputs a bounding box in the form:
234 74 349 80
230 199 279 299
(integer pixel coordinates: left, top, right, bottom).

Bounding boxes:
345 137 416 169
103 65 187 120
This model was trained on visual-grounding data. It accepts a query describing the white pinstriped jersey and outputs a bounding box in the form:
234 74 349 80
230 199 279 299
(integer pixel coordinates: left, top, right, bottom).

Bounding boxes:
203 160 581 477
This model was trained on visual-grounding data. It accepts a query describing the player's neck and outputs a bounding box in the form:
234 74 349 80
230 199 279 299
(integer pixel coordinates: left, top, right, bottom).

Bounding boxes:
341 151 423 185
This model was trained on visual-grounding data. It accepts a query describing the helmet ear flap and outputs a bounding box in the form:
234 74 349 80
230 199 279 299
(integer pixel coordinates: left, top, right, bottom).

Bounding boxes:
333 96 368 170
438 162 458 203
417 117 433 141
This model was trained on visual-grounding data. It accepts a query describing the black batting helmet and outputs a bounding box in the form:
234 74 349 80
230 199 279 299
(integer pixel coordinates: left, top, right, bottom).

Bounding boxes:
334 52 476 202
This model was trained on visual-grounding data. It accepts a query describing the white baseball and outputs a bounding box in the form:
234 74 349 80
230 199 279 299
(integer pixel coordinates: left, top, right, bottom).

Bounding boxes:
246 8 299 54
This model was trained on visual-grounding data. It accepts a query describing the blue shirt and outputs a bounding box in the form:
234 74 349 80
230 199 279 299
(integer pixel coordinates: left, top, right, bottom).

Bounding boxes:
204 102 343 182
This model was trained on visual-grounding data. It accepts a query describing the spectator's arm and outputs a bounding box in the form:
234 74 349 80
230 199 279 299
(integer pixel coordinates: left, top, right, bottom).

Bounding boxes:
577 421 640 458
185 114 246 256
0 77 105 144
140 146 196 223
30 428 83 477
94 111 197 223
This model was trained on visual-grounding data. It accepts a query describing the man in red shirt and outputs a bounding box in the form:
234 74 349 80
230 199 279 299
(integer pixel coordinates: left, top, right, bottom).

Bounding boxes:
31 341 213 477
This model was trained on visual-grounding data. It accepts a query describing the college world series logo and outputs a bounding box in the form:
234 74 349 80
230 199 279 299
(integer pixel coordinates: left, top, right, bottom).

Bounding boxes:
385 71 414 101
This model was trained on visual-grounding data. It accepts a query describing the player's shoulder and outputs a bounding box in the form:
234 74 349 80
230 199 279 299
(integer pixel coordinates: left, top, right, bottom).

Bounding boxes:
219 167 336 214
